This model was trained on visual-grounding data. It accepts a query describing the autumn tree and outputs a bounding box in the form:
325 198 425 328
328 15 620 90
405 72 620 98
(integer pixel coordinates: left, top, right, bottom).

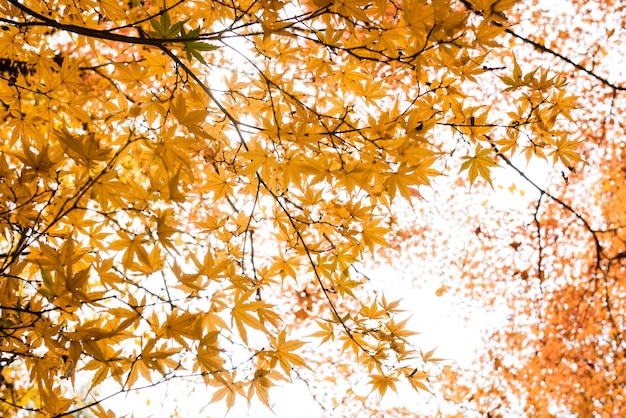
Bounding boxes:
384 0 626 416
0 0 581 416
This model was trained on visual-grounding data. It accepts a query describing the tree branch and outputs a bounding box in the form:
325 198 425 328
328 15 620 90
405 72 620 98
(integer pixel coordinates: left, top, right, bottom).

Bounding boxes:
457 0 626 91
503 28 626 92
5 0 207 46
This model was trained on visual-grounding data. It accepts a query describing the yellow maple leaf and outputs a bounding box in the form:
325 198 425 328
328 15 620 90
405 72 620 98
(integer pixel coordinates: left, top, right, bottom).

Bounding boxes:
369 372 399 397
460 145 499 186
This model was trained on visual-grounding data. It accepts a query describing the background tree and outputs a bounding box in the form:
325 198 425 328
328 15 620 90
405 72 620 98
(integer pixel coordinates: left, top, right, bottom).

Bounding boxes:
386 0 626 416
0 0 581 416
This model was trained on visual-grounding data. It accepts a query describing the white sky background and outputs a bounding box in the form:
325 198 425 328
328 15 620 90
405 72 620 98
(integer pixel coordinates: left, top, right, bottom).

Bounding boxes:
177 0 620 415
93 1 574 416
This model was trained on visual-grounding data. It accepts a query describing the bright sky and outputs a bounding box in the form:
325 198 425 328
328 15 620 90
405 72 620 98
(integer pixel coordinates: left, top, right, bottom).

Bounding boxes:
88 2 567 416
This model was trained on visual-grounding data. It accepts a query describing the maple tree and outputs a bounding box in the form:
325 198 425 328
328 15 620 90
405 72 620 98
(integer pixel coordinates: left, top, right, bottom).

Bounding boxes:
0 0 589 416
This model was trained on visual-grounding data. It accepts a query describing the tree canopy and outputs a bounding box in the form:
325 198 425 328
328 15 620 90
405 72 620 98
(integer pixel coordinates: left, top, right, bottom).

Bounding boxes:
0 0 618 416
